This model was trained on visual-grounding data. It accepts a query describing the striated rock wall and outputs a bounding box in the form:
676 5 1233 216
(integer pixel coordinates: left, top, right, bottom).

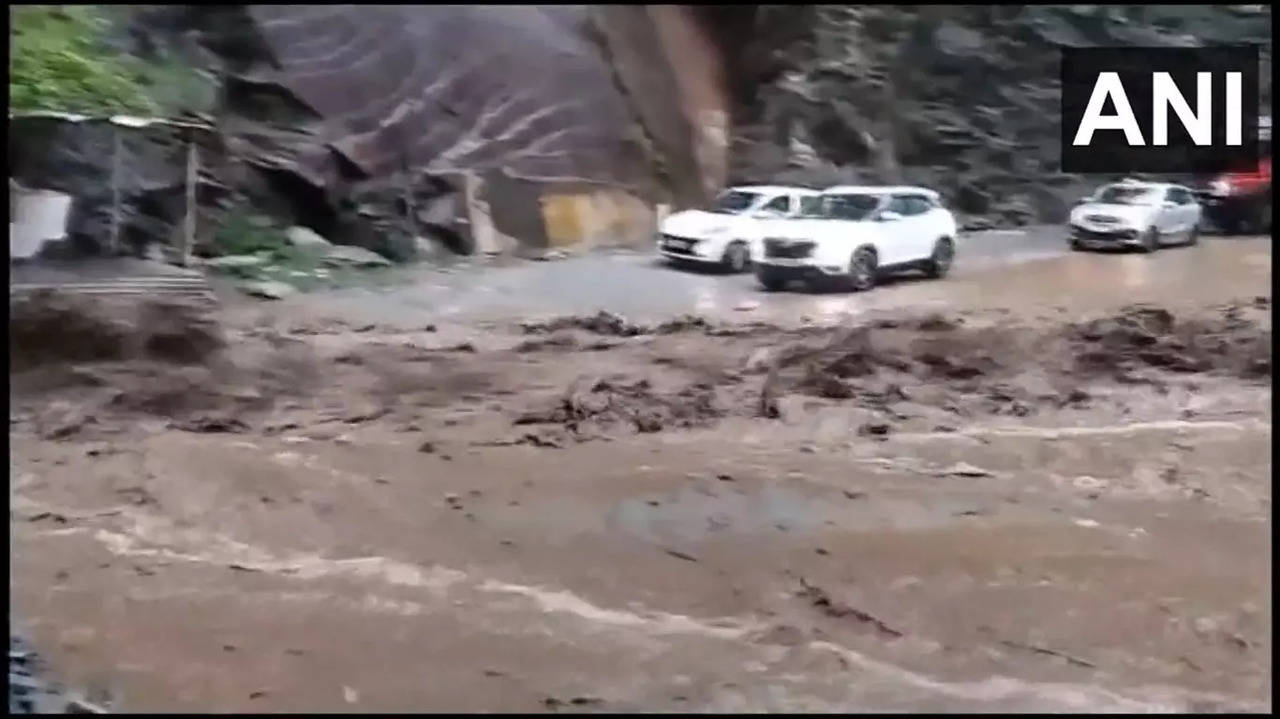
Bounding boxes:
15 5 1271 253
702 4 1273 227
108 5 726 256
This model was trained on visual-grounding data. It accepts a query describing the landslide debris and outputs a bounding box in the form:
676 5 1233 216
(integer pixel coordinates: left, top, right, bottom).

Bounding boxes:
759 303 1271 418
9 291 225 372
515 376 724 439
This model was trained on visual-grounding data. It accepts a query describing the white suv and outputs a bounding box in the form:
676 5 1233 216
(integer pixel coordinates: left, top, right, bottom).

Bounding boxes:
752 186 958 292
657 185 821 272
1068 180 1203 252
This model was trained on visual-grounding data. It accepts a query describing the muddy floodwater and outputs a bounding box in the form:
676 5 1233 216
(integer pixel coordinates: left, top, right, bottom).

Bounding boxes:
8 234 1272 712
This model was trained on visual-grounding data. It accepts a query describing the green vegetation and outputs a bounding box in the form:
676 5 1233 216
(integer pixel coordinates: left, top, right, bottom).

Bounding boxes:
211 212 292 258
209 211 404 293
10 5 156 114
9 5 214 116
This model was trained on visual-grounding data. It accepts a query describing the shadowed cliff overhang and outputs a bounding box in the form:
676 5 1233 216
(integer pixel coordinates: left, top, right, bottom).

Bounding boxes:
205 5 661 198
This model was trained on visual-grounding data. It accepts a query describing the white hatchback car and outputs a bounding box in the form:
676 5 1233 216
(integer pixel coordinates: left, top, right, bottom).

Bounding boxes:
657 185 821 272
752 186 958 292
1067 180 1202 252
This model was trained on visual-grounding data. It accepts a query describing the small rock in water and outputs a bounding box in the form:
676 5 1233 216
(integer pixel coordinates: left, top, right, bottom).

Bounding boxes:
942 462 992 478
239 280 297 300
859 422 891 437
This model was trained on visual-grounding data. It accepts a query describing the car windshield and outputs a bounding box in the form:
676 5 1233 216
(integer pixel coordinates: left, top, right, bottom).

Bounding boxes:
711 190 762 214
800 193 882 220
1093 186 1160 205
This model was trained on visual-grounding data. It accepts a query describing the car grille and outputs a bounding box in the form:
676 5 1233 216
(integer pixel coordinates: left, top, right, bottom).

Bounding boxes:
1071 225 1138 241
763 239 814 259
660 234 699 256
1084 214 1121 224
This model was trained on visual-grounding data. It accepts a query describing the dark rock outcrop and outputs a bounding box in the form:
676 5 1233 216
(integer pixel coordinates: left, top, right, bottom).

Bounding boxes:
705 4 1273 226
12 5 1273 253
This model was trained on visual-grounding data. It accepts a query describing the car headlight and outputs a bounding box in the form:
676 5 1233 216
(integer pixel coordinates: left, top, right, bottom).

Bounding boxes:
1210 179 1234 196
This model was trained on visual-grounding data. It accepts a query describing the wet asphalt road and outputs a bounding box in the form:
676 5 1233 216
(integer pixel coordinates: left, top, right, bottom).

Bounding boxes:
279 226 1270 328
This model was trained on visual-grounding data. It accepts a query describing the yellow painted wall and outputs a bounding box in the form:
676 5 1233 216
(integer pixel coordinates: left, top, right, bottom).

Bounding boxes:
539 189 656 250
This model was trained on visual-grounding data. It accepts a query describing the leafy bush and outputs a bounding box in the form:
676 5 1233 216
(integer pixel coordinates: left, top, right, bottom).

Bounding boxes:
9 5 157 114
210 211 291 257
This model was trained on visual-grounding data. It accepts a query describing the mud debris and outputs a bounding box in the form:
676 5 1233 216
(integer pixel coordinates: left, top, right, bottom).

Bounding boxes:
520 311 647 337
519 311 713 338
515 377 724 439
10 291 224 372
664 549 700 563
997 639 1096 669
170 415 250 434
797 578 904 639
14 296 1266 449
755 303 1270 425
939 462 993 478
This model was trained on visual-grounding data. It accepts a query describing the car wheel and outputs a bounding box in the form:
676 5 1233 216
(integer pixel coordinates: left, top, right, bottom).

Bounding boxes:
756 267 787 292
722 242 749 273
848 247 878 291
1140 227 1160 253
1069 239 1087 251
1219 215 1243 235
925 237 954 279
1186 223 1200 245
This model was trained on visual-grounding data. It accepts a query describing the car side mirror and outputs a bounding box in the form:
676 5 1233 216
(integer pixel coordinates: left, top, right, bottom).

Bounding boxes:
877 210 902 222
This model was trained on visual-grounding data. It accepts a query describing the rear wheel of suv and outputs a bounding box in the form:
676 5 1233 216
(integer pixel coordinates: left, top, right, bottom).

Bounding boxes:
1140 227 1160 253
924 237 954 279
756 266 787 292
848 247 878 291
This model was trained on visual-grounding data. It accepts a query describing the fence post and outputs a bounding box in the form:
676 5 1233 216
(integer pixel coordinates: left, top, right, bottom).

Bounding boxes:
181 132 197 267
109 127 123 256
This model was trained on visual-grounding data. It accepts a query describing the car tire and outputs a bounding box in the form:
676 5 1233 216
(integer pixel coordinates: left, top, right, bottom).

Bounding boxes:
1221 218 1240 235
1140 227 1160 253
1186 223 1200 246
722 242 750 273
848 247 878 291
924 237 954 279
752 264 783 289
1069 239 1087 251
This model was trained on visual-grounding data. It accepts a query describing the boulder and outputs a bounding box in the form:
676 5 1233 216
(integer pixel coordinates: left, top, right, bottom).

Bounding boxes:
322 245 393 268
285 226 332 250
238 279 297 300
205 254 266 269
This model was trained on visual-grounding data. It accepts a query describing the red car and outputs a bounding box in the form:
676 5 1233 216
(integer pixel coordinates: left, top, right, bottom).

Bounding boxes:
1201 116 1272 235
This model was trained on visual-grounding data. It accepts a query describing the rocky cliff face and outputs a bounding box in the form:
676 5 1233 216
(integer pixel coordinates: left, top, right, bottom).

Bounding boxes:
100 5 725 256
11 5 1274 256
704 4 1273 227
